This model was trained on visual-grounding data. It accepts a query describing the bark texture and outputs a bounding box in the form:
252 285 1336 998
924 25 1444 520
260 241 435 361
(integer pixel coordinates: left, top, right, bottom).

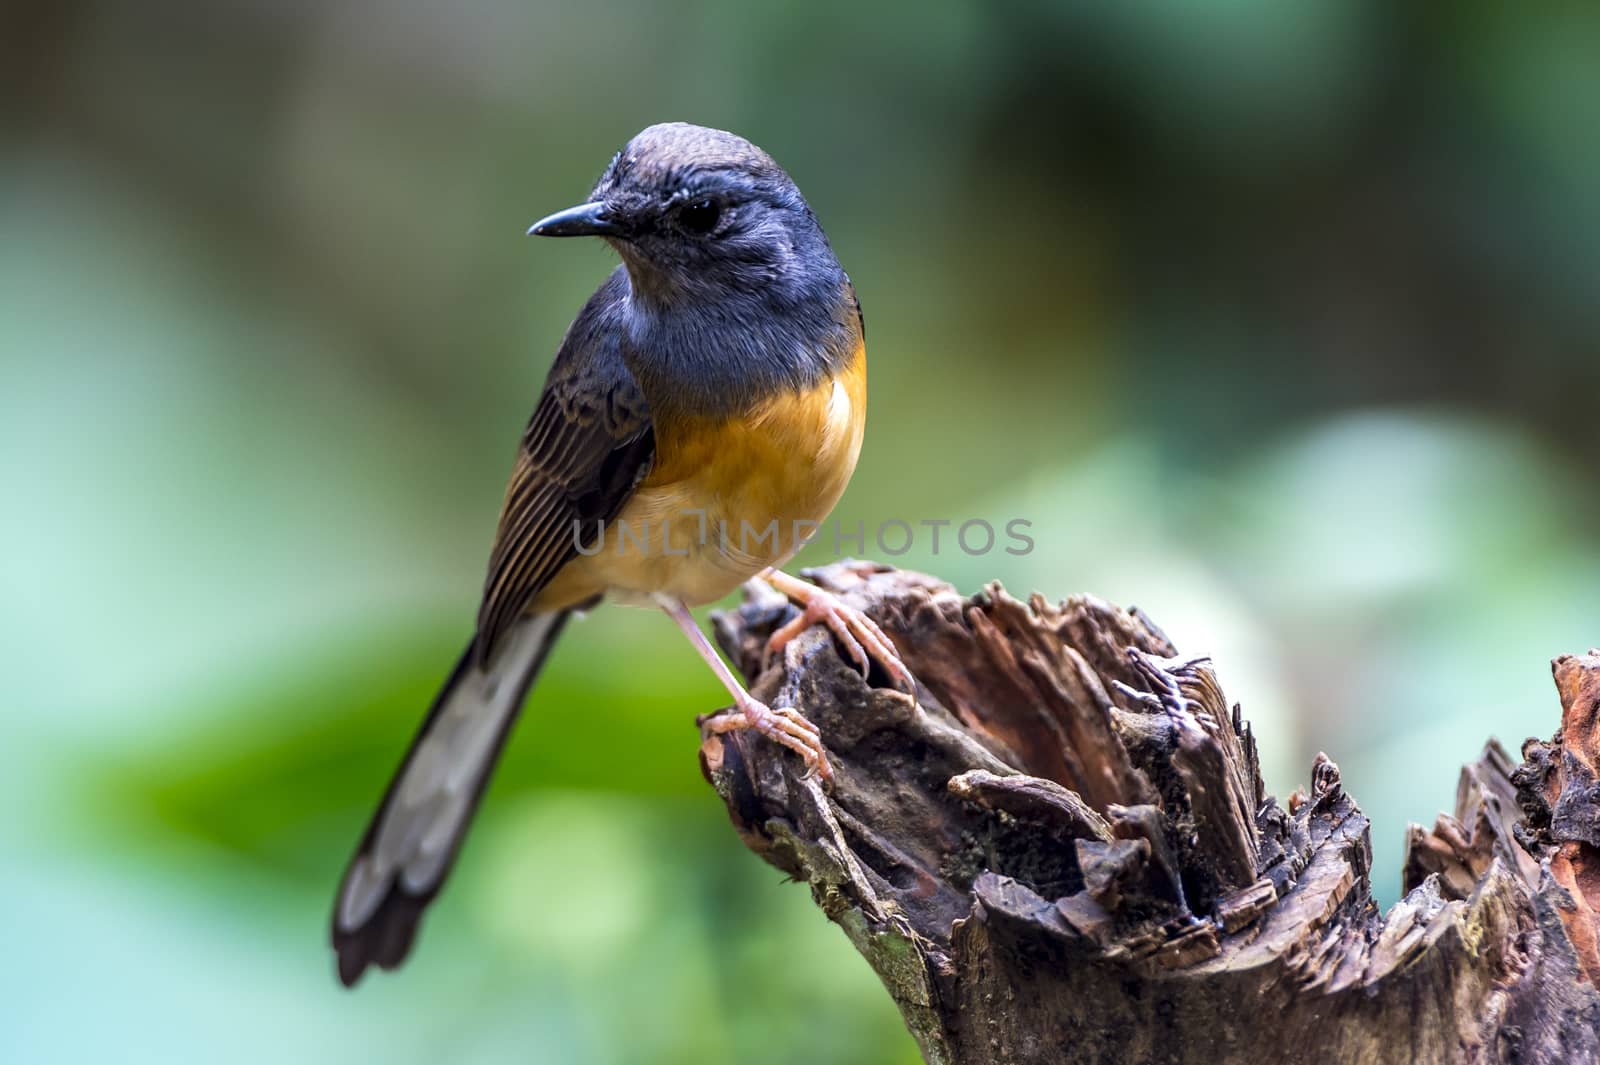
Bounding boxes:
698 562 1600 1065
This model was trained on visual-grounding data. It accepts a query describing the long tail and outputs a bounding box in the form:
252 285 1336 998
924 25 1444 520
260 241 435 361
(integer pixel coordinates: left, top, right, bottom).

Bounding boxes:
330 610 569 987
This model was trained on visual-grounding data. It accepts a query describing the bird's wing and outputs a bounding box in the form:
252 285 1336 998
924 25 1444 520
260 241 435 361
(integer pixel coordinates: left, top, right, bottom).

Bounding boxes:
475 290 654 660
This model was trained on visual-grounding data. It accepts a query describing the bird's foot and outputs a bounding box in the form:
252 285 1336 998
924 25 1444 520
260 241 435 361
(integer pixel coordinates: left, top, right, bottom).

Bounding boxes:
762 571 913 691
702 697 832 782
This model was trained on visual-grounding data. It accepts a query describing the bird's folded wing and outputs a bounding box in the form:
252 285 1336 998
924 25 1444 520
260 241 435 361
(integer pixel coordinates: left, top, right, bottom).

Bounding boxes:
475 352 654 661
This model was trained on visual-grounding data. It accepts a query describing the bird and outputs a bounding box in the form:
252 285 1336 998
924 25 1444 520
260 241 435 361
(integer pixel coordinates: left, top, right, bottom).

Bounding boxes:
330 122 910 986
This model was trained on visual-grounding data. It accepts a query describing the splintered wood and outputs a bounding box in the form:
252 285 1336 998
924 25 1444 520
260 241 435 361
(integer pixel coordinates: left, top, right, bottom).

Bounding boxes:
700 564 1600 1065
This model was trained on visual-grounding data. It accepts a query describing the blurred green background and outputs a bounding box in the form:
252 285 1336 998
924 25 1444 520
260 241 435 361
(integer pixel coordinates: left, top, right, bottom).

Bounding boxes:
4 1 1598 1062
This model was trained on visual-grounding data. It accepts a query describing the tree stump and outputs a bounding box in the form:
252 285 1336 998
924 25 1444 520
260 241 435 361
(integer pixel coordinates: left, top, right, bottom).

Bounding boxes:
698 562 1600 1065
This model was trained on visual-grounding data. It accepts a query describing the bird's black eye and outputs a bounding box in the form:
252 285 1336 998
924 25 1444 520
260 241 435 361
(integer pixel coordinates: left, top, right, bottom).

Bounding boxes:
679 198 721 235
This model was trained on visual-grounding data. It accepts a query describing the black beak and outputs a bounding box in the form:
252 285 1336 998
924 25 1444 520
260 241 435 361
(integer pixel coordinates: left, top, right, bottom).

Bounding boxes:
527 201 619 238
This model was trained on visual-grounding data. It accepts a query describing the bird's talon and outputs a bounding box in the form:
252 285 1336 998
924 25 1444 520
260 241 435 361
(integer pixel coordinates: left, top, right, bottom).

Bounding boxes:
780 707 822 740
701 699 832 780
764 577 913 693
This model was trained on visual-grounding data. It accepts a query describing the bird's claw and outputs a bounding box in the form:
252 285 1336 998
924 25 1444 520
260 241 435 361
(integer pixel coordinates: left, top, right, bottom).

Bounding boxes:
703 699 833 782
765 584 913 692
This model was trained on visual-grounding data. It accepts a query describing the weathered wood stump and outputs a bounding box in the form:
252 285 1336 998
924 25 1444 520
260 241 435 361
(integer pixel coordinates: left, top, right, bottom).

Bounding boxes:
698 562 1600 1065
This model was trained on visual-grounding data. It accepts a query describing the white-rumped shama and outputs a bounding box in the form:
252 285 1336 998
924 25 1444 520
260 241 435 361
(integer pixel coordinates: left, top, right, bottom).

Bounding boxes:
330 123 909 986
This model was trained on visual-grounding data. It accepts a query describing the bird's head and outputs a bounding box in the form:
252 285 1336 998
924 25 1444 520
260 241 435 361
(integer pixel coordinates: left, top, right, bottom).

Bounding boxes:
528 123 839 308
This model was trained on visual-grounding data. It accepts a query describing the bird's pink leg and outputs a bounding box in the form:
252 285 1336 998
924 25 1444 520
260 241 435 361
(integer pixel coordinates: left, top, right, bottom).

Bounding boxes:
759 568 913 690
657 594 832 781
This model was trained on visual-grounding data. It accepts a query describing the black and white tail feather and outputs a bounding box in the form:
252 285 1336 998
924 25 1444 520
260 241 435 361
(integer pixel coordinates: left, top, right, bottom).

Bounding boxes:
330 611 569 986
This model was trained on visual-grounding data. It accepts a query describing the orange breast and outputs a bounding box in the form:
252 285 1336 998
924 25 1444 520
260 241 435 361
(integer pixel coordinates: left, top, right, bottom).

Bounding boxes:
535 338 867 609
